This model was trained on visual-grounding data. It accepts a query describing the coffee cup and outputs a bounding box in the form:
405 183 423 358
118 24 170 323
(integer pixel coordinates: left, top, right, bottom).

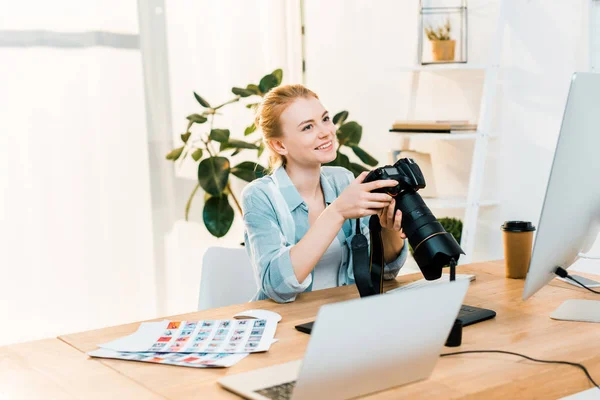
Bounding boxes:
501 221 536 279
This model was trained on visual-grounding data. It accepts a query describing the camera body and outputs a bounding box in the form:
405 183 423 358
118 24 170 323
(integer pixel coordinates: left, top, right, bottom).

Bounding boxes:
363 158 464 280
364 158 426 196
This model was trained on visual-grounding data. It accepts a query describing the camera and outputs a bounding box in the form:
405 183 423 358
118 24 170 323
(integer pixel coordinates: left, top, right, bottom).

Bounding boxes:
363 158 465 280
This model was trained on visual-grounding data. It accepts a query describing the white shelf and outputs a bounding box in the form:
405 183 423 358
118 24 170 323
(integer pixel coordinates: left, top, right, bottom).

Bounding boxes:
392 131 478 140
423 197 499 209
394 64 489 72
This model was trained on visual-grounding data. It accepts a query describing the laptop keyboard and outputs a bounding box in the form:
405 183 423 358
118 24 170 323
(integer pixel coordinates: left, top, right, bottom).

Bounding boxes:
255 381 296 400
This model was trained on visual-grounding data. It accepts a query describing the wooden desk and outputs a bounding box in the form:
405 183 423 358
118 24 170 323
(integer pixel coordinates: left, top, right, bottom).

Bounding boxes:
52 260 600 399
0 338 163 399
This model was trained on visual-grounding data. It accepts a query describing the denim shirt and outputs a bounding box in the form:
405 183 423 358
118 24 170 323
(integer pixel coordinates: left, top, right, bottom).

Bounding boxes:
241 165 408 303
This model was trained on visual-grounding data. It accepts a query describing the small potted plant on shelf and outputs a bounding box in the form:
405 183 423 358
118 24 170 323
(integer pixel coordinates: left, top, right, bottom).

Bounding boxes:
425 18 455 62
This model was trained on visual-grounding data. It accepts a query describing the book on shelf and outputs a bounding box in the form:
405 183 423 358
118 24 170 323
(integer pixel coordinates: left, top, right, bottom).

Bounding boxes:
390 120 477 133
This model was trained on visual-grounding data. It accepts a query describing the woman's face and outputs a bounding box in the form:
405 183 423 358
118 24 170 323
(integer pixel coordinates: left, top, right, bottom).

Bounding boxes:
272 96 338 167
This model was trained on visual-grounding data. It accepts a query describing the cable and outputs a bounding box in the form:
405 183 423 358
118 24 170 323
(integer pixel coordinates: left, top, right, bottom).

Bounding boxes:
440 350 599 389
555 267 600 295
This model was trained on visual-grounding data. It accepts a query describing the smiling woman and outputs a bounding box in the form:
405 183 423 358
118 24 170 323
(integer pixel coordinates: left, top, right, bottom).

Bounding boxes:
254 85 336 171
241 84 408 303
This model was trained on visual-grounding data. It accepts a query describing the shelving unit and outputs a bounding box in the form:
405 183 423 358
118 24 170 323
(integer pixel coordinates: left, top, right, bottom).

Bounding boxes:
391 131 477 141
424 197 499 210
394 2 506 265
393 64 487 72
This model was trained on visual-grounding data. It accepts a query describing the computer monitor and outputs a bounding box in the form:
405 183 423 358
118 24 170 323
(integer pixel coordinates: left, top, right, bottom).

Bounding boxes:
523 72 600 311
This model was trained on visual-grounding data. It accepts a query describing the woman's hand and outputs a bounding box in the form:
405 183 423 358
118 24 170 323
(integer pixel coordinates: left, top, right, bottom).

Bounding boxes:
330 171 398 221
379 199 407 239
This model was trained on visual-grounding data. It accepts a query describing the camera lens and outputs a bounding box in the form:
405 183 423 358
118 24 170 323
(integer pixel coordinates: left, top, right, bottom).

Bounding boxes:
396 189 464 280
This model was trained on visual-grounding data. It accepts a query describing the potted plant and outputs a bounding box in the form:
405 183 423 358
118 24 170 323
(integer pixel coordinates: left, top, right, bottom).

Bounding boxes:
165 69 380 238
408 217 463 262
425 19 455 62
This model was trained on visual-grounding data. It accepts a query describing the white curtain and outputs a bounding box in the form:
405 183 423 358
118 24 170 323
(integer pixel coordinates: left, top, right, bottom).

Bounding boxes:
0 1 156 345
0 1 304 343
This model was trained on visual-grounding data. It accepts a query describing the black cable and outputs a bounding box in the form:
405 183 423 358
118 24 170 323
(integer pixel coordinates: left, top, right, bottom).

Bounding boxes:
440 350 600 389
555 267 600 295
566 276 600 295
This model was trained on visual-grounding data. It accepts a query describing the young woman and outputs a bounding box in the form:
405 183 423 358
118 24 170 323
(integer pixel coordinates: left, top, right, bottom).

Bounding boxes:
242 84 408 303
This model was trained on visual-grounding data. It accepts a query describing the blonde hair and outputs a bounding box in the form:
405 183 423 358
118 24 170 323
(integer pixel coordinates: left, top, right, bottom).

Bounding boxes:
255 84 319 172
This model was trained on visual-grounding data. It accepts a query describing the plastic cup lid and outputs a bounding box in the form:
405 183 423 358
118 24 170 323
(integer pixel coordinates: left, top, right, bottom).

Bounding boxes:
501 221 536 232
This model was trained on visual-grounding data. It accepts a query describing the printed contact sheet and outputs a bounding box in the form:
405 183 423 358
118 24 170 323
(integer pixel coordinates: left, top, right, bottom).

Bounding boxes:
88 348 248 368
98 319 277 354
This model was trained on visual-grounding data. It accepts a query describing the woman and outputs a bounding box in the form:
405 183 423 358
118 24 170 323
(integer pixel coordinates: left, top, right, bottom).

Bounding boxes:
242 84 408 303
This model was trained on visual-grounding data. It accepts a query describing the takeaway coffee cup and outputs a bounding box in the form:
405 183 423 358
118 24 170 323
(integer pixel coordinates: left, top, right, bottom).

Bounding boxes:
501 221 536 279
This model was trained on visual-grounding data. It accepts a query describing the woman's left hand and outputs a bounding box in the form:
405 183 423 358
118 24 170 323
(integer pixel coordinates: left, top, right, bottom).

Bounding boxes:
379 198 407 238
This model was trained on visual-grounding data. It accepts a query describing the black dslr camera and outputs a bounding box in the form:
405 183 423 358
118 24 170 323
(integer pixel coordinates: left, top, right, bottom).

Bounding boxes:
363 158 465 280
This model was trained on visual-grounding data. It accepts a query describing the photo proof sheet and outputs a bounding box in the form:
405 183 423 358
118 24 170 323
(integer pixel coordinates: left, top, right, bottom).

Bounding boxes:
88 348 248 368
98 319 277 354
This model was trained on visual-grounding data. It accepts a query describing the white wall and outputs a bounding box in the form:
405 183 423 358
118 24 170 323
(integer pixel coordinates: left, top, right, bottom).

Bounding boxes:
303 0 591 266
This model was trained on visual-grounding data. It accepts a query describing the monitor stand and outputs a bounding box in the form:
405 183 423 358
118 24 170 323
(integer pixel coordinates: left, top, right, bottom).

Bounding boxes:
550 255 600 323
550 299 600 323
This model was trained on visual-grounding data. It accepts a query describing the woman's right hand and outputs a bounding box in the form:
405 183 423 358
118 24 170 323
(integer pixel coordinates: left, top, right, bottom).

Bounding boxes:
330 171 398 220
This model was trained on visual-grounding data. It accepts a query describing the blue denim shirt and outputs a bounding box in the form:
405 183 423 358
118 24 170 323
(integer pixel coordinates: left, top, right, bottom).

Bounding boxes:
241 165 408 303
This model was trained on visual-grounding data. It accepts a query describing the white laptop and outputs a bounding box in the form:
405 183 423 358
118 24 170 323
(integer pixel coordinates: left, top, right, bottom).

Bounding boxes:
218 279 469 400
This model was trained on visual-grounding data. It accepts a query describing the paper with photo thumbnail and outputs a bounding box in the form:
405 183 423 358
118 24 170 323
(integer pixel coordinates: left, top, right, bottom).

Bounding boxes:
88 348 248 368
98 319 277 354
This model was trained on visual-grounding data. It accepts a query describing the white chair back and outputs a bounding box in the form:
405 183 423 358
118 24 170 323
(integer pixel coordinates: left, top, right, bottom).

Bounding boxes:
198 247 257 310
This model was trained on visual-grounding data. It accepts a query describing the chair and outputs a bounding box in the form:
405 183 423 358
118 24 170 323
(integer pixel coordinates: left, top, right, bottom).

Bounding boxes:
198 246 258 310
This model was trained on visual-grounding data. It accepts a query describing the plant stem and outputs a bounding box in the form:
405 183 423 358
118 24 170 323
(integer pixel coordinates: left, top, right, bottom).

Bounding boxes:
177 148 189 169
227 182 243 215
214 95 241 110
185 183 201 221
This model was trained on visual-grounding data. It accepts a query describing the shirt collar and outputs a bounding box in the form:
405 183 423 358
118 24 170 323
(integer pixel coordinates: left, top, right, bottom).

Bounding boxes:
272 166 337 212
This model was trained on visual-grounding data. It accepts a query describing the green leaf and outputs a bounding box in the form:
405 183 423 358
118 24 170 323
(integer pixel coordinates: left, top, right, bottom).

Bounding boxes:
338 152 351 168
193 92 211 108
209 129 230 143
244 123 256 136
197 157 230 196
259 74 278 94
257 142 265 157
165 146 184 161
231 161 267 182
191 148 203 161
186 114 207 124
350 145 378 166
271 68 283 85
326 151 350 169
203 195 234 238
246 84 261 95
181 132 191 143
231 148 243 156
225 139 259 150
349 162 368 177
232 87 255 97
333 111 349 125
337 121 362 145
246 103 260 111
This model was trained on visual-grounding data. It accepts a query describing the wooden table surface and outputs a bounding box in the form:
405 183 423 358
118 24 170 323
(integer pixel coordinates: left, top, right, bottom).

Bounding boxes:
2 260 599 399
50 260 600 399
0 338 163 399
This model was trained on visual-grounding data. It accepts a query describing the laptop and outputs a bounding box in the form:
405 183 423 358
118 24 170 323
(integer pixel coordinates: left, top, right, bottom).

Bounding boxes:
218 279 469 400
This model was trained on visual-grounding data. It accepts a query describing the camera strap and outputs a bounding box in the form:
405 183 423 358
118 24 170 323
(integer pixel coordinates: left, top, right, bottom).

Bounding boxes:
351 216 385 297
